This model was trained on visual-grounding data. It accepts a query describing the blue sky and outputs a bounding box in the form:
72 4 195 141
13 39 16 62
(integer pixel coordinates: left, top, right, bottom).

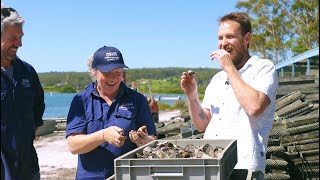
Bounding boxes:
4 1 240 72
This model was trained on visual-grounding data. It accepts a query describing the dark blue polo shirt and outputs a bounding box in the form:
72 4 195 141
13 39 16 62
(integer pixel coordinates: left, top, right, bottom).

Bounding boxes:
1 57 45 180
66 82 156 180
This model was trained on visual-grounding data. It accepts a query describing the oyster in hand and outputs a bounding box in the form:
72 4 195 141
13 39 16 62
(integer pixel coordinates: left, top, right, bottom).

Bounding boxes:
187 70 198 77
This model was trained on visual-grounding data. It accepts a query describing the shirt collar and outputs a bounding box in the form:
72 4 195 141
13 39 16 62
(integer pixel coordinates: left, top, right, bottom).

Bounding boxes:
220 55 258 83
238 55 259 74
11 56 19 65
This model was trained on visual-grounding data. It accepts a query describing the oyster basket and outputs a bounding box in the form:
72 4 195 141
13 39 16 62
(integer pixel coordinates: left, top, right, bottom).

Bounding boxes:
113 139 237 180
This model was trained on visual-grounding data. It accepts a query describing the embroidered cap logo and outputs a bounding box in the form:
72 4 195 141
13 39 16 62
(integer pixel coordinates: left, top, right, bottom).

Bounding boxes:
105 52 119 61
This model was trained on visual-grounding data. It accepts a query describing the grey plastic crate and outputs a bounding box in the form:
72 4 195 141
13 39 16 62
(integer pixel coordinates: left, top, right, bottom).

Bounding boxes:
114 139 237 180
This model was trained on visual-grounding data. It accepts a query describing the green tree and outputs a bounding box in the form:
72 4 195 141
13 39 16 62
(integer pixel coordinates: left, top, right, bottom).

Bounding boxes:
290 0 319 54
59 85 76 93
236 0 319 62
236 0 292 64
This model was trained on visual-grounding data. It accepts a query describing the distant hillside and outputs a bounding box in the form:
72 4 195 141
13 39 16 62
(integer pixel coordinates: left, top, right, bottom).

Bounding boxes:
38 67 221 93
38 71 92 90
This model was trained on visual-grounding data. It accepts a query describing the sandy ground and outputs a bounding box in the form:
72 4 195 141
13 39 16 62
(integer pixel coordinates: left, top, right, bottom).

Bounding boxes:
34 133 77 180
35 110 181 180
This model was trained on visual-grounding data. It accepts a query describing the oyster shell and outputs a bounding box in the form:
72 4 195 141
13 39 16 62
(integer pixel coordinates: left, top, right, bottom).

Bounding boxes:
142 146 153 156
187 70 198 77
136 142 224 159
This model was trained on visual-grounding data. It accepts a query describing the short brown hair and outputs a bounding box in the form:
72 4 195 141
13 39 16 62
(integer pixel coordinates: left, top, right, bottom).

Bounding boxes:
219 12 251 36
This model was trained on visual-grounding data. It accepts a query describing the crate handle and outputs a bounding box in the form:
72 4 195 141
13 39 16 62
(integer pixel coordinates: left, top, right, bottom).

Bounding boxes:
152 172 184 177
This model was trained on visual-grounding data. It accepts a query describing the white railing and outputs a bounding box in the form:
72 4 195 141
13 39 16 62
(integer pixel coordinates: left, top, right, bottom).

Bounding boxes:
276 47 319 77
276 47 319 70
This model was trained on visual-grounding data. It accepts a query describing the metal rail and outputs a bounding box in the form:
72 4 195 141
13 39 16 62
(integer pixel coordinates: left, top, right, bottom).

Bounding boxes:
276 47 319 77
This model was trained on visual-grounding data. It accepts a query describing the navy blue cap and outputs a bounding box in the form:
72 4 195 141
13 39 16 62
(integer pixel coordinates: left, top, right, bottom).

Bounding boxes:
92 46 128 72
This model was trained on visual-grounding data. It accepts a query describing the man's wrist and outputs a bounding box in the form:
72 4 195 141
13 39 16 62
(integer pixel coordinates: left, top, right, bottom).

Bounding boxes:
187 97 199 103
186 93 198 101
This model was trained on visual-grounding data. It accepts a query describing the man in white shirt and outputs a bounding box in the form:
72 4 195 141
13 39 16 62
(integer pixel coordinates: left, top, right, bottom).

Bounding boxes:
180 12 278 180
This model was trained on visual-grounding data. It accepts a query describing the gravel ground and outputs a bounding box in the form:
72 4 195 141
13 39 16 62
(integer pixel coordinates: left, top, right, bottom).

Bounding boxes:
34 110 181 180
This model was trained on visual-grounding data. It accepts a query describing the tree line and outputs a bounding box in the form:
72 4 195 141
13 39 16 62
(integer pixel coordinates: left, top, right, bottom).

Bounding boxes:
38 68 220 93
236 0 319 64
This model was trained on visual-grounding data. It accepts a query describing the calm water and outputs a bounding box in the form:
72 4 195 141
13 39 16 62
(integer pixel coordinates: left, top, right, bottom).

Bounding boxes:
43 92 186 118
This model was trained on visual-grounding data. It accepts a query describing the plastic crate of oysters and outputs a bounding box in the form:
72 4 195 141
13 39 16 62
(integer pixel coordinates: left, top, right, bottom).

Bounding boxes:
113 139 237 180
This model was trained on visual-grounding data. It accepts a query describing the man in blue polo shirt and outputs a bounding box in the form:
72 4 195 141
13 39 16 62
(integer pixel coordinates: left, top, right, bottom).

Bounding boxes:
1 4 45 180
66 46 157 179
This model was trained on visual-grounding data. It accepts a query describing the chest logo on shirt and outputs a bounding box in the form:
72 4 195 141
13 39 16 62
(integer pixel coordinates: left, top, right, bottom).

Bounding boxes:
119 102 134 110
21 79 31 88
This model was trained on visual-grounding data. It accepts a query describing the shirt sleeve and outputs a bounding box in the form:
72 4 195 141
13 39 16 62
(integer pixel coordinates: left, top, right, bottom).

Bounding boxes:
136 95 156 136
32 68 45 127
66 94 87 137
251 61 279 100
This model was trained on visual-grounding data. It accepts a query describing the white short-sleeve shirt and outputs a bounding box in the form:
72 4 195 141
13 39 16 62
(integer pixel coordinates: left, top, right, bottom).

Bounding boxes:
202 55 278 172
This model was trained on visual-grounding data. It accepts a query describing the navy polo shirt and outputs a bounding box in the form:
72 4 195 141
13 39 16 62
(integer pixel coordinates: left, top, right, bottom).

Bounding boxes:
66 82 156 180
1 57 45 180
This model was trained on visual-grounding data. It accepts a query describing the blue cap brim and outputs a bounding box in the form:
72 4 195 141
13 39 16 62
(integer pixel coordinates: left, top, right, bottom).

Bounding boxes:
96 64 128 72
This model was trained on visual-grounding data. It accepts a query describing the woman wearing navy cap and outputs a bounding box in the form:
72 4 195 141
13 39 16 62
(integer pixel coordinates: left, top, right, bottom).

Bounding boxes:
66 46 157 179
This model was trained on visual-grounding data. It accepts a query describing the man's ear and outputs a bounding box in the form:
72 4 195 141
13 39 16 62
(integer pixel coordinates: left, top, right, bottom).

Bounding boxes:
244 32 251 48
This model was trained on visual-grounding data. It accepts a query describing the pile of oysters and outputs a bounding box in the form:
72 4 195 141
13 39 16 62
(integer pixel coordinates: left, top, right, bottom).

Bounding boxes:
136 141 224 159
